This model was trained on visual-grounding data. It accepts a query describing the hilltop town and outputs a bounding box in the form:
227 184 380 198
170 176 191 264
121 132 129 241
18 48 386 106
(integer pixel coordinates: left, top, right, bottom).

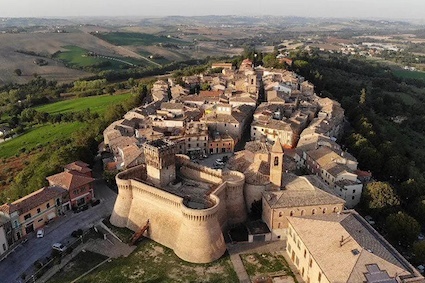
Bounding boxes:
0 57 424 283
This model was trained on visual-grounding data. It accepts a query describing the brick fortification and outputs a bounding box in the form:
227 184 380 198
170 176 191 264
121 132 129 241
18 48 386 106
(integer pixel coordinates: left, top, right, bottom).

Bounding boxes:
110 141 246 263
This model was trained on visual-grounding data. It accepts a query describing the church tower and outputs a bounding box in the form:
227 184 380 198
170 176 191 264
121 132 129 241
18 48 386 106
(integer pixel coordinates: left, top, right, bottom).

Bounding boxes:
142 139 176 187
270 138 284 187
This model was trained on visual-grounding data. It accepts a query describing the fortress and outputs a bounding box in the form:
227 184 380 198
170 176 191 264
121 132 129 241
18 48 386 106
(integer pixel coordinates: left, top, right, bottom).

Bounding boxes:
110 139 248 263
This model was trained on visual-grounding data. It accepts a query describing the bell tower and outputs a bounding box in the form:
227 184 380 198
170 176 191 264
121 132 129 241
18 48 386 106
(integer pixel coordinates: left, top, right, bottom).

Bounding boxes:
270 138 284 187
142 139 176 187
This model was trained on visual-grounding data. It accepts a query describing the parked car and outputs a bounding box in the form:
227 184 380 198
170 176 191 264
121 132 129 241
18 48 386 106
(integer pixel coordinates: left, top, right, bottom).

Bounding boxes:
52 243 67 252
365 215 375 225
71 229 83 238
418 233 424 240
215 159 224 166
36 229 44 238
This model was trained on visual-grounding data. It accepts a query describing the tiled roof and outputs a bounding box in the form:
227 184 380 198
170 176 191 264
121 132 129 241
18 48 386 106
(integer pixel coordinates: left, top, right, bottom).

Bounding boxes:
11 186 67 214
287 212 417 283
263 174 345 208
64 161 91 174
0 203 18 215
47 170 94 191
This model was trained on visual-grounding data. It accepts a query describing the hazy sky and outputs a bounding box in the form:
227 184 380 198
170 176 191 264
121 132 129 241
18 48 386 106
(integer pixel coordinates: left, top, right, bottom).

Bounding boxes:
1 0 424 20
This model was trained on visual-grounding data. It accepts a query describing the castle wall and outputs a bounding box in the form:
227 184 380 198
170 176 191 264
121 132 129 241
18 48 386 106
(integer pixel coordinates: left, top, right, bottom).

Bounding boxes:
244 183 267 212
110 163 235 263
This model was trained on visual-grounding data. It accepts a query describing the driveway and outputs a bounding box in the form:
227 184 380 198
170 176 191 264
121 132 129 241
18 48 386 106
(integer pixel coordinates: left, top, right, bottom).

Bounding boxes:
0 179 117 283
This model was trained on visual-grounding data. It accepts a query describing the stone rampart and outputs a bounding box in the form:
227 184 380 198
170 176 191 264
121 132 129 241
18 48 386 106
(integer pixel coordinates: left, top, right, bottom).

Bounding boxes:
110 162 231 263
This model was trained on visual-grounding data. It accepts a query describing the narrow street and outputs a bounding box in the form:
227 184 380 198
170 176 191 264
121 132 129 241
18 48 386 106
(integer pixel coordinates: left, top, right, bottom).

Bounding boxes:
0 166 117 283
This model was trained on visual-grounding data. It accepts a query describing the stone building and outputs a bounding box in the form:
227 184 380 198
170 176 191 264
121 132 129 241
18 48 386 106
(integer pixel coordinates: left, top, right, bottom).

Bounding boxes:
286 211 424 283
110 139 247 263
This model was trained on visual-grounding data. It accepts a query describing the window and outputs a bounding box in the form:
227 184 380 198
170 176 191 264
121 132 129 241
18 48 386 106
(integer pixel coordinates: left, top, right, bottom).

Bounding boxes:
38 218 43 222
287 243 292 253
302 267 305 277
2 244 5 251
279 212 283 217
309 258 313 267
352 196 355 200
353 189 356 193
24 213 31 220
274 156 279 166
312 209 316 215
304 249 307 258
301 210 305 216
333 207 338 212
318 272 322 282
322 208 327 214
37 208 41 214
290 211 294 216
46 203 50 209
297 240 301 249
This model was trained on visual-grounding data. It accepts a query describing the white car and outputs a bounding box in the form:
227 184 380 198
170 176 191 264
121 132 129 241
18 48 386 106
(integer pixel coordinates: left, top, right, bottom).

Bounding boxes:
52 243 67 252
36 229 44 238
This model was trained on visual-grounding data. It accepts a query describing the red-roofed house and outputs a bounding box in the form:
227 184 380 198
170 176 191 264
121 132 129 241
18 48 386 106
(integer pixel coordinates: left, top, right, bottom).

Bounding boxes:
64 161 92 177
47 170 95 209
10 186 68 237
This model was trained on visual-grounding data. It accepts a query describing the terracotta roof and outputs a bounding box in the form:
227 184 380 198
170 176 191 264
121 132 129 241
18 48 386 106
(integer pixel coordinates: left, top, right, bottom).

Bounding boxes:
64 161 91 174
199 90 223 97
11 186 67 214
287 212 416 283
263 174 345 208
0 203 18 215
47 170 94 191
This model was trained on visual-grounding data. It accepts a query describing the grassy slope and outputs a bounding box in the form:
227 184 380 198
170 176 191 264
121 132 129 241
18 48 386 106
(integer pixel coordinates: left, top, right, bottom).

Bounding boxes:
54 45 148 69
393 69 425 80
96 32 185 46
79 239 238 283
55 45 104 67
0 122 84 159
35 93 133 115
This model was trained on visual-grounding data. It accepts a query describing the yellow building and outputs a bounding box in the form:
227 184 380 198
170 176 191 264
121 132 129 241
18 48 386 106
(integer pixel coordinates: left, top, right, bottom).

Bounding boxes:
286 212 424 283
12 186 67 237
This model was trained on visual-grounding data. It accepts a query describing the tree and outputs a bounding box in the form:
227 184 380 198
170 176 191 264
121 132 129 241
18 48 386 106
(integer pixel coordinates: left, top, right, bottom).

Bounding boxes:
362 182 400 215
385 211 420 246
413 241 425 263
14 69 22 76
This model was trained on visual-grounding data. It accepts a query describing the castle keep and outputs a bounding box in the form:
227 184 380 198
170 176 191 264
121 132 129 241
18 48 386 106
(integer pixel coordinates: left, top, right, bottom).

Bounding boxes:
110 139 247 263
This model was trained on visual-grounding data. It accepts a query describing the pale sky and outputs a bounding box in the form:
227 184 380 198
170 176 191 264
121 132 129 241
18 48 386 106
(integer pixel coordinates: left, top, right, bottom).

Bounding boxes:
0 0 423 20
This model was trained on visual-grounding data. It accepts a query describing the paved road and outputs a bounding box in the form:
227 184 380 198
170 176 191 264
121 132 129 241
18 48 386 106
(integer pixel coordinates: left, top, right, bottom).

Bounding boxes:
0 179 117 283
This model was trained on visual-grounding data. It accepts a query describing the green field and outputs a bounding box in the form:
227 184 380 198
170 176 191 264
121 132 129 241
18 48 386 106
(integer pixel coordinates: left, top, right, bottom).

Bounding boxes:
35 93 133 115
393 69 425 80
0 122 84 159
96 32 186 46
54 45 147 70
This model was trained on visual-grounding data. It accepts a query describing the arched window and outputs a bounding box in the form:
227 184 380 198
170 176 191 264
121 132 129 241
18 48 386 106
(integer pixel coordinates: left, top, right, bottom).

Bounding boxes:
279 212 283 217
301 210 305 216
290 211 294 216
322 208 327 214
333 207 338 213
274 156 279 166
312 209 316 215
